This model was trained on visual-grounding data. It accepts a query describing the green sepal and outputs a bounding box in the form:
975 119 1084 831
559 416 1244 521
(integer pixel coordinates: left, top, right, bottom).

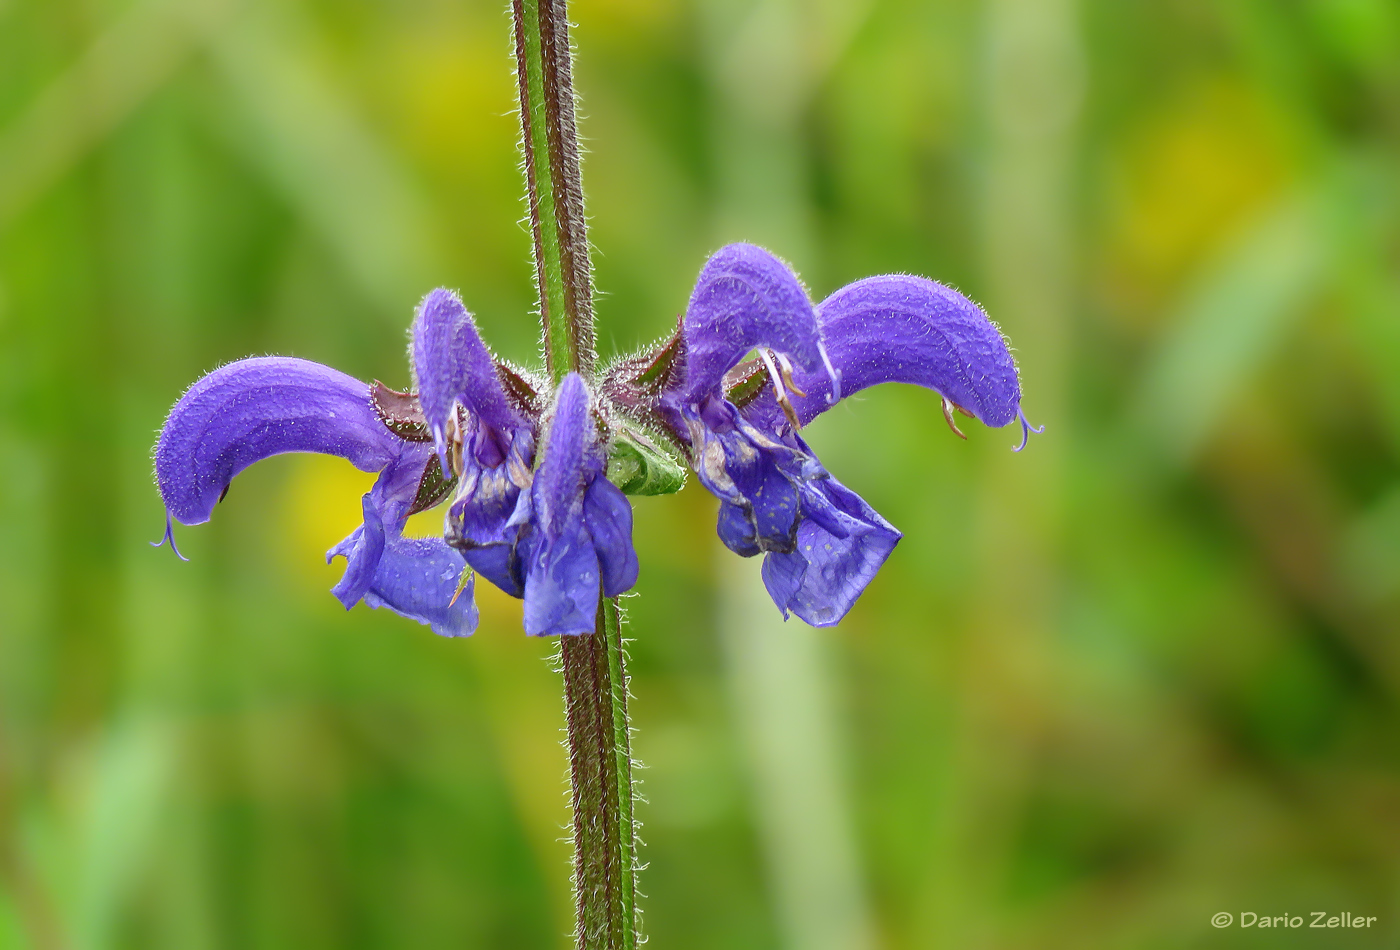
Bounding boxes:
606 428 686 496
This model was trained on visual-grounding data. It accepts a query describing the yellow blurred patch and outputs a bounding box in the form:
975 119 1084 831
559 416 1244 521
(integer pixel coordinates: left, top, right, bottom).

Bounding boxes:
408 503 525 633
279 454 375 586
279 455 524 630
388 28 516 176
474 576 524 634
574 0 676 30
402 504 446 539
1104 80 1292 320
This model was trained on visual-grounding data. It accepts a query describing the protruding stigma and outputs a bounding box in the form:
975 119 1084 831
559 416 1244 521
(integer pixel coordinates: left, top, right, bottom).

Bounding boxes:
1012 406 1046 452
151 511 190 561
941 397 967 440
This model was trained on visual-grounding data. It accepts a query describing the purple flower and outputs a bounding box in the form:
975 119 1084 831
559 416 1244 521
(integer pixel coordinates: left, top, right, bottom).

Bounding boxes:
512 373 640 636
154 356 476 637
154 250 1034 637
409 288 539 597
605 243 1039 627
154 290 642 639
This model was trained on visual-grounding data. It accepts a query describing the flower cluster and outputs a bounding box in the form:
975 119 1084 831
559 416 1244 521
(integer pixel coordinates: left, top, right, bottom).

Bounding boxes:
154 243 1037 636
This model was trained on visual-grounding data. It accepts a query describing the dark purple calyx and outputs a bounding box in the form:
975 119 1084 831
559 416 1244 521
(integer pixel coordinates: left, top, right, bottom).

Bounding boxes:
371 382 433 441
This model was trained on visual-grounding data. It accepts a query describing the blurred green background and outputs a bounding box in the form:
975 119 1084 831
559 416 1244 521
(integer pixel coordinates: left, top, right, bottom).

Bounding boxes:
2 0 1400 947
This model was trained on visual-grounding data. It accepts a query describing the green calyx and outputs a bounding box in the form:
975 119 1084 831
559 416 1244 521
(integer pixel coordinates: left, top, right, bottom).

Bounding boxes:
607 427 687 496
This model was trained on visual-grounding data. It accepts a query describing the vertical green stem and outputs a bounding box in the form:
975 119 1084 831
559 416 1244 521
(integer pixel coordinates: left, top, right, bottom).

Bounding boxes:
512 2 638 947
513 0 595 382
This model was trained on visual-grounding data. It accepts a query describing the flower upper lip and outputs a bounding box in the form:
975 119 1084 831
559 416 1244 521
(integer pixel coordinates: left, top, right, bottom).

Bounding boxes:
669 242 830 407
155 356 403 527
412 287 532 477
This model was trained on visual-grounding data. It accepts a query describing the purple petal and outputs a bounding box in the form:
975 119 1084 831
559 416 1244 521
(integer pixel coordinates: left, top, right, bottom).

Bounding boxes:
761 476 901 627
445 427 534 597
460 542 521 599
371 441 439 534
531 373 590 538
521 526 600 637
716 501 761 557
330 496 387 610
584 476 639 597
156 357 402 526
327 441 438 607
514 373 641 634
678 244 826 402
330 526 478 638
755 275 1023 431
411 288 524 472
688 399 807 556
520 373 597 635
449 463 525 546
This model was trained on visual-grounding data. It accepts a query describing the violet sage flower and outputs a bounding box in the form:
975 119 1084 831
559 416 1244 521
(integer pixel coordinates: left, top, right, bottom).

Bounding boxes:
410 288 539 598
602 243 1040 627
154 356 475 637
154 290 641 638
154 247 1036 638
512 372 640 636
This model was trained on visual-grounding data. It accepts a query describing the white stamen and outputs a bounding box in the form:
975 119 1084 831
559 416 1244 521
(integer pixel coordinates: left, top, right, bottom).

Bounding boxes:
759 348 802 431
941 396 967 440
818 340 842 403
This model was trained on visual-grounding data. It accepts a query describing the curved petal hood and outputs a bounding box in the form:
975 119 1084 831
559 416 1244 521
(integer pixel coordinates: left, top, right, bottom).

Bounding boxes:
747 275 1029 437
676 243 829 403
411 288 527 473
155 357 403 526
650 256 1037 628
155 355 473 634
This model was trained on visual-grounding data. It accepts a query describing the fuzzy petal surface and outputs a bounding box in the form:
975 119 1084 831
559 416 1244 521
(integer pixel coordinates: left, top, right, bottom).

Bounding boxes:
517 374 639 635
411 288 523 469
679 243 826 402
330 526 478 638
522 374 596 634
749 274 1021 430
156 357 402 526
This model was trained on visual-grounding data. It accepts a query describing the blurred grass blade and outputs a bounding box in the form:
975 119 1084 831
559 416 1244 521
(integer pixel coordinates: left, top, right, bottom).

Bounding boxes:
206 3 441 313
0 0 234 233
1342 484 1400 606
718 555 876 950
1331 155 1400 451
1134 189 1325 464
705 3 879 947
72 719 176 950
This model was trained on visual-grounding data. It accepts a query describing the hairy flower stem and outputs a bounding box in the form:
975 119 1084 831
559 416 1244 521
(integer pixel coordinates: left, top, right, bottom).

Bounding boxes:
512 1 638 947
559 601 638 949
